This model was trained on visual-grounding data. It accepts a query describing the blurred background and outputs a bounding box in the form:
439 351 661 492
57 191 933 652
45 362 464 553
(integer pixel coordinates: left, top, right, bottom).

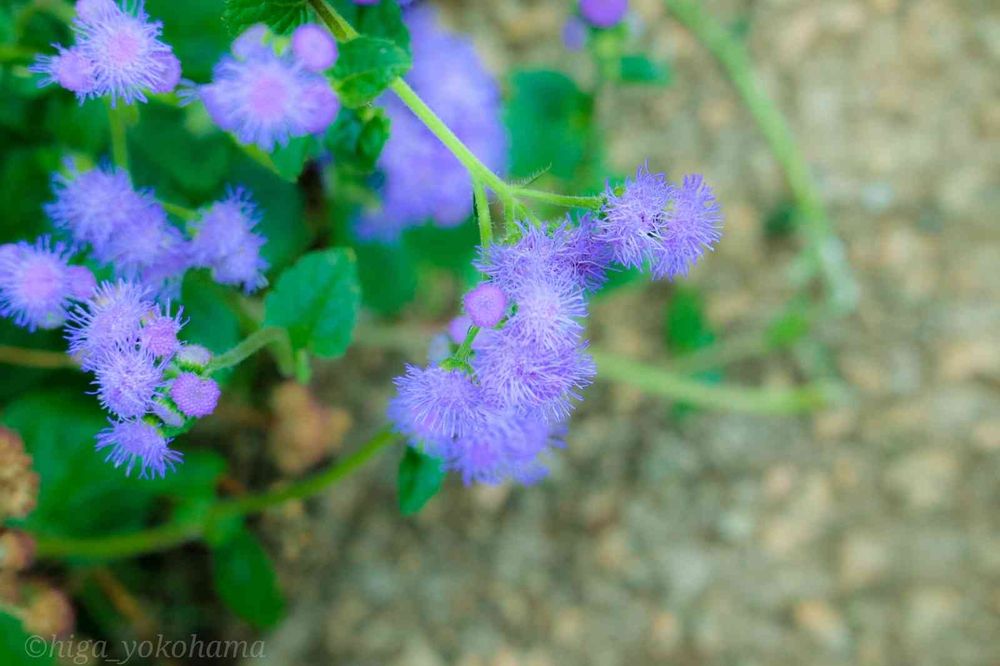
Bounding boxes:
2 0 998 664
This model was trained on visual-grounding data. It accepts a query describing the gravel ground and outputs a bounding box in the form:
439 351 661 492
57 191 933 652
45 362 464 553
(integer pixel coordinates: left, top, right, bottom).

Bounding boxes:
249 1 1000 664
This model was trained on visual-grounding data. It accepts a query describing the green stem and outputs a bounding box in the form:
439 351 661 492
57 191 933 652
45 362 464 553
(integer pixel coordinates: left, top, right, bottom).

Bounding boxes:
512 188 603 210
664 0 857 313
161 201 198 221
0 45 35 64
205 327 288 373
0 345 77 369
473 179 492 247
107 102 129 170
33 430 398 560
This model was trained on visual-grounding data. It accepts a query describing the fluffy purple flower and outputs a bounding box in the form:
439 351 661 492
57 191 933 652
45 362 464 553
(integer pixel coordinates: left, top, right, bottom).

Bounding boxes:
356 6 507 240
138 304 183 358
654 174 723 279
95 418 182 478
66 265 98 300
91 343 164 418
444 409 560 485
197 28 339 150
389 365 487 445
189 189 268 293
0 237 86 331
463 283 507 328
505 277 587 350
67 281 153 367
71 0 180 105
29 46 96 99
76 0 118 23
170 372 220 418
291 24 337 72
472 328 596 420
579 0 629 28
176 344 212 370
561 214 615 291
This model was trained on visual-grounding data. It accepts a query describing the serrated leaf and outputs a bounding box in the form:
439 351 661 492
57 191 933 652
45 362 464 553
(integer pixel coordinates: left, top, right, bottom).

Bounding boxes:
223 0 309 35
332 36 411 108
398 447 445 515
264 249 360 358
211 527 285 628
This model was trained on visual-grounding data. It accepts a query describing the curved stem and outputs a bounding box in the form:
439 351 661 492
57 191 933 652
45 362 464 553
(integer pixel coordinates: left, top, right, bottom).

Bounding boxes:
205 326 288 373
0 345 76 369
473 179 492 247
33 429 398 560
107 102 129 170
161 200 198 221
664 0 857 313
512 188 603 210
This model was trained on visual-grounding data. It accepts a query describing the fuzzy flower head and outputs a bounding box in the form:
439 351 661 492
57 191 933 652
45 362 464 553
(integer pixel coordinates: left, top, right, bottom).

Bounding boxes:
175 344 212 371
189 188 268 293
197 28 339 150
654 174 723 279
505 277 588 350
291 24 337 72
29 46 96 99
138 304 183 358
95 419 181 478
0 237 85 331
71 0 180 105
389 365 488 446
355 6 507 241
66 281 153 367
91 343 164 419
443 409 561 486
463 283 508 329
170 372 220 418
595 165 673 273
579 0 629 28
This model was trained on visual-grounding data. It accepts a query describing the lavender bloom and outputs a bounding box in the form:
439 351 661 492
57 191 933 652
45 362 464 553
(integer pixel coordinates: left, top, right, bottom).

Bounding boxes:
45 162 140 255
579 0 629 28
0 237 83 331
175 344 212 370
463 283 507 328
95 419 182 478
654 174 723 279
66 281 153 367
91 343 164 418
562 17 589 51
356 6 507 241
138 304 183 358
71 0 180 105
444 410 560 486
388 365 487 446
196 28 338 150
66 265 98 300
562 214 615 291
505 277 587 350
189 189 268 293
76 0 118 23
28 46 96 99
291 24 338 72
170 372 220 418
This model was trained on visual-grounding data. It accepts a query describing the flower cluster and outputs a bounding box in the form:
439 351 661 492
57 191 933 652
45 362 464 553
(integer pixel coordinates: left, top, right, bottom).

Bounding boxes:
390 167 721 485
30 0 181 105
355 6 507 241
579 0 630 28
191 23 340 151
2 158 269 476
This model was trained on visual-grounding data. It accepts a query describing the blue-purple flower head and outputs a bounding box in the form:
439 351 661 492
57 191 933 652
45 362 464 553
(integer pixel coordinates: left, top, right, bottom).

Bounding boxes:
0 237 93 331
32 0 180 105
189 188 268 293
291 24 338 72
95 419 181 478
355 6 507 241
389 365 487 448
579 0 629 28
66 280 153 367
92 342 164 418
596 166 722 279
443 409 562 486
196 25 338 151
463 283 508 329
170 372 220 418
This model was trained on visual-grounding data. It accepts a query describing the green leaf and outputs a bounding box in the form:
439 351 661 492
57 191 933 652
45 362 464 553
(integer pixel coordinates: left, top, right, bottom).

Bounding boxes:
325 0 410 52
506 70 595 180
222 0 309 35
180 273 242 356
332 36 411 108
354 241 417 316
665 287 715 355
619 55 672 85
270 135 315 182
325 106 391 175
211 527 285 628
264 249 361 358
398 447 445 515
0 612 53 666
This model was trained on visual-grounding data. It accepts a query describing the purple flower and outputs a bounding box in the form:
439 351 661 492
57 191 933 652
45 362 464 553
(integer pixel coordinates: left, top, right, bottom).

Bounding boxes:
66 281 153 367
562 17 589 51
653 174 722 279
463 283 507 328
0 237 84 331
138 303 183 358
29 46 96 99
71 0 180 105
95 419 182 478
197 28 339 150
472 327 596 421
170 372 220 418
579 0 629 28
176 344 212 370
76 0 118 23
291 24 338 72
189 188 268 293
91 343 164 418
561 214 615 291
388 365 487 445
355 6 507 241
443 409 560 486
505 277 587 350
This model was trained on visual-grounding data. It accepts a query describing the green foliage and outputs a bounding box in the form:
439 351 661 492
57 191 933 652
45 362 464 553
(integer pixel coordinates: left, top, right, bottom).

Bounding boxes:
328 0 410 51
264 248 361 358
180 273 243 355
665 287 716 355
507 70 595 181
332 36 411 108
222 0 309 35
619 54 672 85
325 106 391 175
767 305 812 348
354 242 417 316
397 447 445 515
0 612 51 666
211 526 285 628
270 135 315 182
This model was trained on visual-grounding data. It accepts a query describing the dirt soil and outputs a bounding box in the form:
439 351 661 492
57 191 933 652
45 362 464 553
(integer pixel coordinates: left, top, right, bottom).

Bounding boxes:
249 1 1000 664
